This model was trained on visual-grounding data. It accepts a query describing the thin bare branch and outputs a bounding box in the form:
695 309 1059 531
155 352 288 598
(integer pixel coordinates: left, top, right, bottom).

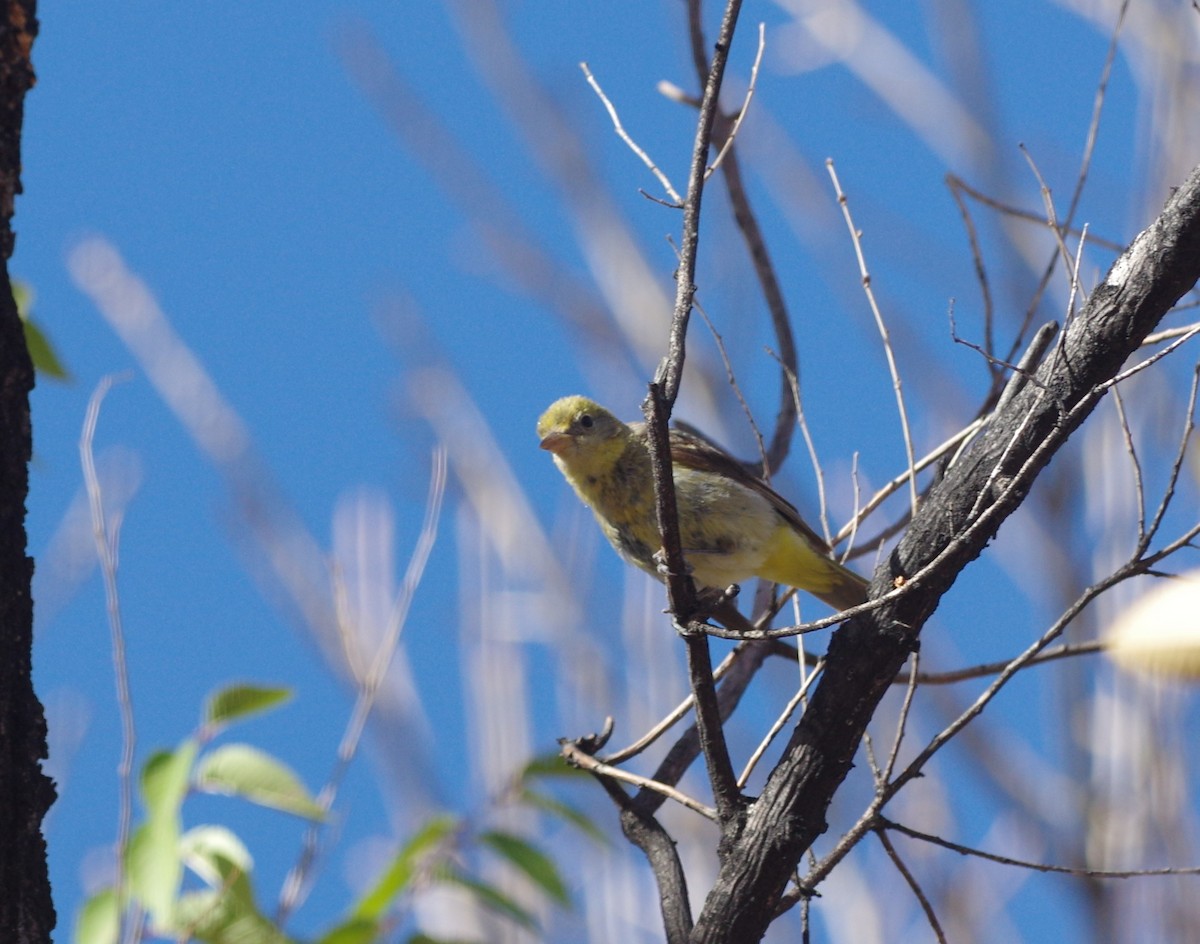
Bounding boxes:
909 641 1105 685
882 817 1200 879
580 61 682 205
827 159 919 515
562 741 717 821
1110 387 1147 546
1144 362 1200 547
875 828 948 944
80 375 136 944
881 650 920 786
277 449 448 922
737 660 824 789
706 23 765 178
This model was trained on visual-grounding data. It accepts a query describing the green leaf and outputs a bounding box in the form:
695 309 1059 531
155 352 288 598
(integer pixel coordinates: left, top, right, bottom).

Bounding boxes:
14 281 70 381
518 752 587 781
141 740 198 821
518 788 608 845
128 741 197 925
74 888 119 944
204 684 292 729
180 825 254 885
12 279 31 316
194 744 325 820
316 918 381 944
441 871 537 931
127 820 183 928
351 814 459 922
172 838 293 944
479 831 569 906
23 315 70 380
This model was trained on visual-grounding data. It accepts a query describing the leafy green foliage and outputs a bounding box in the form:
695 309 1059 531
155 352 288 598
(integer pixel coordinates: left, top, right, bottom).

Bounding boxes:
479 831 569 906
348 815 460 923
14 280 70 381
74 681 602 944
204 684 293 730
194 744 325 820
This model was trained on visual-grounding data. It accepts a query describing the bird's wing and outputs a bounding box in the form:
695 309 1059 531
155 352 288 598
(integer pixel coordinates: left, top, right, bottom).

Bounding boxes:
629 422 834 554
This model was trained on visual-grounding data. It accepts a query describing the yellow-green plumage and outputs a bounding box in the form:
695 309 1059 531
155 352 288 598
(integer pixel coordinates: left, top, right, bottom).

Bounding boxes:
537 395 868 611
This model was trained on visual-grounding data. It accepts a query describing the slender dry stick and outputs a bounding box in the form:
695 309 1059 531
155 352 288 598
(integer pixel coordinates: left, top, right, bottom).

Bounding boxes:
276 449 448 923
882 817 1200 878
737 660 824 788
1002 0 1128 365
563 741 717 820
1144 323 1200 345
695 299 768 468
706 22 765 178
580 61 682 205
775 357 832 546
1143 362 1200 549
831 421 985 546
827 159 919 516
653 0 744 406
947 177 998 373
947 175 1125 254
1102 324 1200 389
910 641 1105 685
1110 387 1147 544
1061 0 1129 232
603 644 742 765
80 375 137 944
875 827 948 944
881 650 920 786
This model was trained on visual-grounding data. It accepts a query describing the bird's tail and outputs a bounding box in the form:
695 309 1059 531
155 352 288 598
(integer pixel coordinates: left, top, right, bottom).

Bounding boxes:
811 562 870 612
759 526 870 613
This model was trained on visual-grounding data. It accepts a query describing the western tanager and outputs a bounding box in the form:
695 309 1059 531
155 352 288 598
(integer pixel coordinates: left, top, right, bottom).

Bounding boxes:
537 395 868 611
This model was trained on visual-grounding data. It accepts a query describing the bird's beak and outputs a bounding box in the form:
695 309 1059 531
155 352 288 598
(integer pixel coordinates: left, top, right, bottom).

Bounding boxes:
539 431 572 455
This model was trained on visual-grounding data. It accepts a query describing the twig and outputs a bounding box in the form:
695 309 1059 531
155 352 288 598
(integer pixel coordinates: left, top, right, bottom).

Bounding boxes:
832 413 986 548
882 816 1200 878
946 174 1124 253
827 159 919 516
881 650 920 786
875 828 948 944
580 61 682 205
80 375 136 944
1110 387 1146 546
1143 363 1200 549
772 354 831 546
276 449 447 923
695 300 768 470
562 741 717 821
908 641 1104 685
682 628 742 822
706 23 765 178
1143 322 1200 346
946 176 997 372
737 660 824 788
602 644 741 765
654 0 744 405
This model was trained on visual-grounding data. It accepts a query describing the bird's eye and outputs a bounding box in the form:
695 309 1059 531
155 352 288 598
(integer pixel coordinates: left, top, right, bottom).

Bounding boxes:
579 414 594 429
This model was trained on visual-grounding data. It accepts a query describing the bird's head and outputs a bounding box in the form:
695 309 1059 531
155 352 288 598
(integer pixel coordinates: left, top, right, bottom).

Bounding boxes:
537 396 629 473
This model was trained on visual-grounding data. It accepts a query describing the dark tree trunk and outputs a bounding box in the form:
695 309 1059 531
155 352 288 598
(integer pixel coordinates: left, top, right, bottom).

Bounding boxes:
0 4 54 943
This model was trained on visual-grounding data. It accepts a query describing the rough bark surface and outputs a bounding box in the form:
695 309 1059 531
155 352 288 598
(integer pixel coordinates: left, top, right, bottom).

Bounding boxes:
0 3 53 942
689 165 1200 942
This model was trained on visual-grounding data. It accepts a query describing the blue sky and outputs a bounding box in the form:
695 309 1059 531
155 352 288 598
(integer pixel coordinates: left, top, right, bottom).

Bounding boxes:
20 2 1198 943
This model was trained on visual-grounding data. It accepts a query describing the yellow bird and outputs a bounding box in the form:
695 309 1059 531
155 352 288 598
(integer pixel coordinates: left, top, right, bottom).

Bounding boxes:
537 395 868 611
